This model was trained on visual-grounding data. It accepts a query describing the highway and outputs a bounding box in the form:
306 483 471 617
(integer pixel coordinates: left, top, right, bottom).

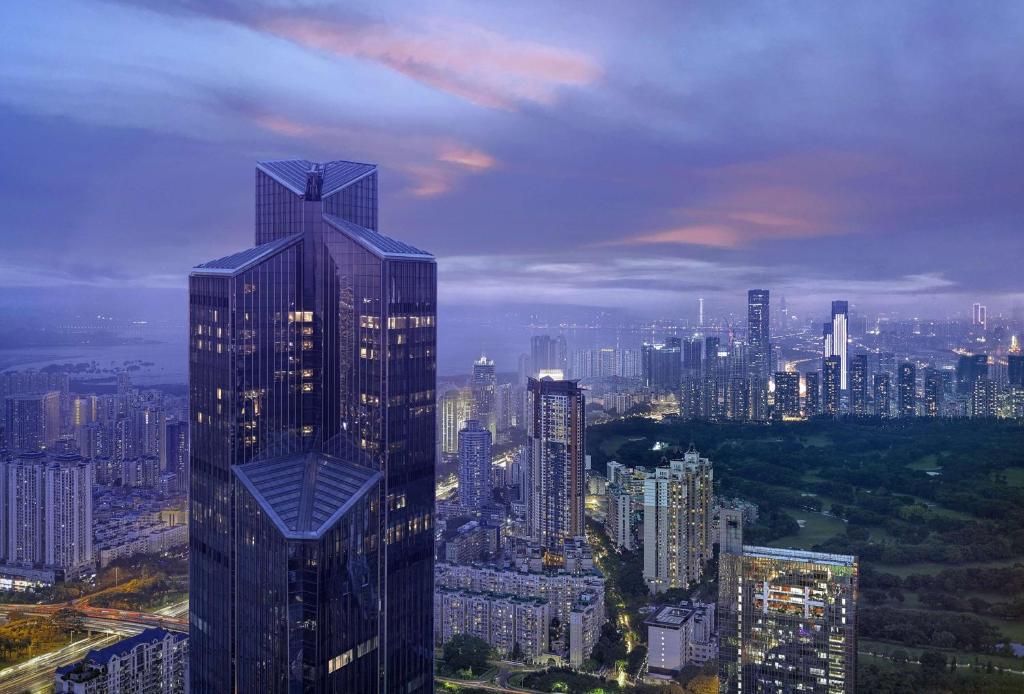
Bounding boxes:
0 599 189 693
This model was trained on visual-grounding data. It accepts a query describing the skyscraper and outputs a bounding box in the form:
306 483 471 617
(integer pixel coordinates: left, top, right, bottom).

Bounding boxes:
530 335 567 377
956 353 988 397
439 388 473 456
773 371 800 418
897 362 917 416
822 357 841 416
849 354 869 415
747 290 771 380
719 547 858 694
471 356 498 439
804 371 820 416
972 302 987 330
971 379 997 417
3 391 60 452
643 447 714 593
924 368 944 417
2 451 93 578
641 341 682 393
873 374 891 417
525 376 585 552
189 159 436 692
457 419 493 513
824 301 849 390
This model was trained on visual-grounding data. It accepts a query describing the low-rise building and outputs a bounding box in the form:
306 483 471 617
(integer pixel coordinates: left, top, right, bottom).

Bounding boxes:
645 601 717 678
55 628 188 693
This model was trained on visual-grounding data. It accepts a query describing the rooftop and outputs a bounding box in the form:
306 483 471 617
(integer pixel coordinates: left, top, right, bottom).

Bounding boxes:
192 233 302 276
742 545 857 567
56 628 183 679
233 451 381 539
257 159 376 199
322 214 433 260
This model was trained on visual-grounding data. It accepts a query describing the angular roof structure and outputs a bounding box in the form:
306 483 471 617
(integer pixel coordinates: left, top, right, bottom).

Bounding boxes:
323 214 433 260
192 233 302 276
257 159 376 198
233 452 381 539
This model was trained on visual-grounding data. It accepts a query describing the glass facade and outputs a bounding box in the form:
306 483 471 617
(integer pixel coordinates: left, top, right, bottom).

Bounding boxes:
190 159 436 693
719 546 858 694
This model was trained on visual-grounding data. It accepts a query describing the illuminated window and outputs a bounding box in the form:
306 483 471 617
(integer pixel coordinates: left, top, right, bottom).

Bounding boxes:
302 341 313 350
301 369 314 378
301 383 314 393
301 425 314 436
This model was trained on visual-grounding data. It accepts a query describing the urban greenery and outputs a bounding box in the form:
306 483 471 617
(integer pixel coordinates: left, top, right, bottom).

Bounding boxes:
0 610 81 668
438 634 493 678
587 416 1024 679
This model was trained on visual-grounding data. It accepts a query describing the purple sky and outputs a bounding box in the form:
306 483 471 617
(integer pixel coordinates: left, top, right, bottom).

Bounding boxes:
1 0 1022 321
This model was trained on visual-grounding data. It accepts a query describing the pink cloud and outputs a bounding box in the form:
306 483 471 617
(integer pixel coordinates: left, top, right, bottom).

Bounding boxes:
439 146 496 170
602 225 742 248
259 16 602 110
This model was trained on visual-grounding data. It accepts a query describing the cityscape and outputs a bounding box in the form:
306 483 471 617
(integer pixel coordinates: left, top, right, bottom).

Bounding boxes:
1 3 1023 694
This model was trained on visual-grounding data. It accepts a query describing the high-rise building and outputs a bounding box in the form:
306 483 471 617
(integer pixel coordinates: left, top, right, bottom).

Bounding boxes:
439 388 474 456
897 362 917 416
719 546 858 694
873 374 891 417
530 335 567 377
605 485 633 550
747 289 771 381
643 447 714 593
3 391 60 452
525 376 585 551
642 342 682 393
924 368 944 417
773 372 800 418
163 419 189 494
971 379 997 417
472 356 498 440
824 301 849 390
1009 354 1024 388
804 371 820 416
822 357 841 416
2 451 94 578
682 338 703 378
458 419 493 513
972 302 987 330
189 159 436 692
956 354 988 397
849 354 869 415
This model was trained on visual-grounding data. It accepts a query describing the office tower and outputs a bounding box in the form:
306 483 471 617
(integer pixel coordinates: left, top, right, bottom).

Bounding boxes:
189 159 436 692
680 377 704 420
747 289 771 380
822 357 841 416
642 342 682 392
804 372 820 416
897 362 917 416
972 302 987 330
924 368 944 417
682 338 703 378
971 379 997 417
719 547 858 694
595 347 617 378
525 376 585 551
55 628 188 694
643 447 714 593
719 507 743 557
3 391 60 452
2 451 94 578
458 420 493 513
848 354 868 415
439 388 473 456
472 356 498 439
773 372 800 418
163 419 189 494
824 301 849 389
703 336 722 420
873 374 891 417
530 335 567 377
956 353 989 397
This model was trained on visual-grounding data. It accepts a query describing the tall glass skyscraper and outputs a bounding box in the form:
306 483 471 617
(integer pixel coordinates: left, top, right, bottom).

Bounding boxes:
825 300 849 390
719 546 858 693
189 159 436 692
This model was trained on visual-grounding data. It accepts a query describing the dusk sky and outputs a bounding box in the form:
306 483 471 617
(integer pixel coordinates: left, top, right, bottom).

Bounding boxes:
1 1 1022 321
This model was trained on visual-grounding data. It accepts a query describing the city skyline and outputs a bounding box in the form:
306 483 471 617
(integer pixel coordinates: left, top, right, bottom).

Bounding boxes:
2 2 1024 324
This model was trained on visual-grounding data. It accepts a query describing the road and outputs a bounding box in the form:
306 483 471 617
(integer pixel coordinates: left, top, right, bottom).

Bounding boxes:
0 599 189 693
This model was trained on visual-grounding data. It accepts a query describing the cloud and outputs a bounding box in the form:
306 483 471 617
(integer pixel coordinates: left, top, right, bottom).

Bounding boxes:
259 15 602 110
439 146 497 171
602 225 741 248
